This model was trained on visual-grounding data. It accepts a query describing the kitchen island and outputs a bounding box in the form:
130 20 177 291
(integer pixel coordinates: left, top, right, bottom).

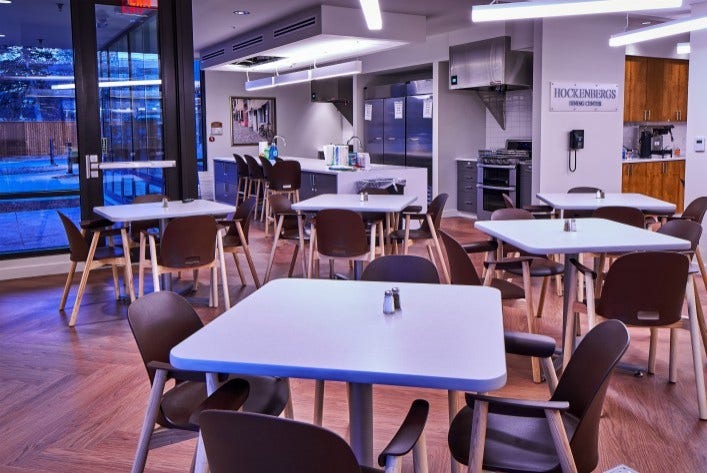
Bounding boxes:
621 156 685 213
213 155 428 211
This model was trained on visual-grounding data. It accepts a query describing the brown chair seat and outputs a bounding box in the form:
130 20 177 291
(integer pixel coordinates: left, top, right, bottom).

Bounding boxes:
90 245 125 261
489 277 526 300
500 257 564 277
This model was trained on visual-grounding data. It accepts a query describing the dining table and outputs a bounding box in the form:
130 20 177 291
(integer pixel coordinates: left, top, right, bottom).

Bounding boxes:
170 278 507 468
94 199 234 294
291 193 419 276
536 192 676 217
474 217 691 367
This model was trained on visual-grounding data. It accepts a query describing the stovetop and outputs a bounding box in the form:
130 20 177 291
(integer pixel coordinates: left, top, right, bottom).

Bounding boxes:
478 149 531 165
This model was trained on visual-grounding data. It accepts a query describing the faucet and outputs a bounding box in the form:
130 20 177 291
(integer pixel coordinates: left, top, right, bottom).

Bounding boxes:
271 135 287 148
347 135 364 152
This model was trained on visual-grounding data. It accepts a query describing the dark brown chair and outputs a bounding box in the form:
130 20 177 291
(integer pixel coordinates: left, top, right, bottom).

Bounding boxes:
310 209 375 280
244 154 265 217
448 320 630 473
568 186 602 194
485 209 564 382
564 187 603 218
127 292 290 473
233 154 250 206
669 196 707 293
264 160 301 237
57 211 133 327
263 194 309 283
502 192 554 218
440 230 556 389
391 193 450 283
568 251 706 420
200 400 430 473
361 254 440 284
258 156 274 222
220 196 261 288
138 215 230 308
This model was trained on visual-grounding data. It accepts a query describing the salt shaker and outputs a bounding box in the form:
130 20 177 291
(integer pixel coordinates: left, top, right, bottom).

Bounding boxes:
570 218 577 232
563 219 571 232
383 290 395 314
391 287 401 310
596 190 602 199
162 197 169 208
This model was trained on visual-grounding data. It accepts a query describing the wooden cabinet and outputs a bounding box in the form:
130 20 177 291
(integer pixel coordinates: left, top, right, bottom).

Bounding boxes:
624 56 688 122
300 171 338 200
456 160 477 213
622 160 684 212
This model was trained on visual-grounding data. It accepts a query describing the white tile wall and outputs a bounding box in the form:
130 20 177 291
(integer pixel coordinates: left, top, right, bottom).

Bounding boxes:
485 89 533 149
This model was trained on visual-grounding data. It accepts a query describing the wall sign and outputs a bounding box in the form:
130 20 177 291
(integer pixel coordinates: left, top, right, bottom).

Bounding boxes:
550 82 619 112
210 121 223 135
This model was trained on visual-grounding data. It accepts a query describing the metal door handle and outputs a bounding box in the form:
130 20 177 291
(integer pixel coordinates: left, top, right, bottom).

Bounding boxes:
477 184 515 191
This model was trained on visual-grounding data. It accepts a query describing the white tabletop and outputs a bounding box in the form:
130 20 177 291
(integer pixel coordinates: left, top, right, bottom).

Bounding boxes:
475 218 690 255
292 193 417 213
94 199 234 223
537 192 676 214
171 278 507 392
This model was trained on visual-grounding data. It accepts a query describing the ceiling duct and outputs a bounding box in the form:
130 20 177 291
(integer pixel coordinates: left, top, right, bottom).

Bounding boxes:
449 36 532 130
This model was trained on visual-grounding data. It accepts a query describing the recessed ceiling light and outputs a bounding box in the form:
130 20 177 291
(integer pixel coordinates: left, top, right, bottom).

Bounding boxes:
233 10 250 15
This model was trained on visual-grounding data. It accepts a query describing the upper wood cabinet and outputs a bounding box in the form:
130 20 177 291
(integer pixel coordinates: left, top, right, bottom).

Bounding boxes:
624 56 688 123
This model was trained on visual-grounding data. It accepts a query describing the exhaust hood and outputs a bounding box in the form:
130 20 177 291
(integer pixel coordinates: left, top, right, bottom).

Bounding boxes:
449 36 532 130
310 77 354 125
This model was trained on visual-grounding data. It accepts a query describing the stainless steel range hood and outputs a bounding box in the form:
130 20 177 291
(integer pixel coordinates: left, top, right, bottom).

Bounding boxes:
449 36 532 130
310 77 353 125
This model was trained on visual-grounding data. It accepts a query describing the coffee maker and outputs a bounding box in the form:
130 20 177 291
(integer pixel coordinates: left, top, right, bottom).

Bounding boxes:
639 130 652 158
651 125 674 157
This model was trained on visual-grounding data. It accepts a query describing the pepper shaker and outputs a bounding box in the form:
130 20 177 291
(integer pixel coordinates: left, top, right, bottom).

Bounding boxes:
563 219 571 232
383 290 395 314
162 197 168 208
391 287 401 310
570 218 577 232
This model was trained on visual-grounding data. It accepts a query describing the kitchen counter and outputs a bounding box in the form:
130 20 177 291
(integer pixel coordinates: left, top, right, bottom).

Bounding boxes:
623 156 685 163
212 155 428 210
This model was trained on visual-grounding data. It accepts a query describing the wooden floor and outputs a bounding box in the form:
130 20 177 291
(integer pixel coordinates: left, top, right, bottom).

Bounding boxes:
1 216 705 472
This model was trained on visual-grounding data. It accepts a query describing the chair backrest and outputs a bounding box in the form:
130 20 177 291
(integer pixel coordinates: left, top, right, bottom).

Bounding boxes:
657 219 703 253
127 291 204 384
596 251 689 326
361 255 440 283
592 206 645 228
490 207 533 221
269 160 301 191
233 153 250 178
681 196 707 223
259 156 274 179
225 196 256 243
568 186 602 194
244 154 264 179
200 410 361 473
130 194 164 238
501 193 516 209
420 193 448 233
159 215 218 268
315 209 369 258
57 211 90 262
438 230 482 286
550 320 629 473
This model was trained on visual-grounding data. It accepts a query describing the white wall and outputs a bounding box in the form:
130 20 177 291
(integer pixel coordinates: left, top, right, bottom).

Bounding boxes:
685 3 707 225
534 16 626 194
203 70 346 170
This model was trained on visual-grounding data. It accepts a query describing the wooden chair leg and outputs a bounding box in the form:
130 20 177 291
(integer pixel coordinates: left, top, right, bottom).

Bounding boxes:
521 261 542 383
235 222 260 288
232 252 246 285
467 400 489 473
59 261 77 310
138 232 147 297
536 277 548 318
669 328 679 383
685 275 707 420
545 409 578 473
314 380 324 426
68 231 101 327
131 368 167 473
264 216 284 283
427 218 450 284
648 328 658 375
217 233 230 309
693 276 707 356
696 246 707 293
120 228 135 301
111 264 120 300
288 244 299 278
149 235 161 293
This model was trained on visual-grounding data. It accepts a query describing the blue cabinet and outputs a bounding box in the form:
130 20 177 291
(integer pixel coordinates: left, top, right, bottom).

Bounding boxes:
214 160 239 204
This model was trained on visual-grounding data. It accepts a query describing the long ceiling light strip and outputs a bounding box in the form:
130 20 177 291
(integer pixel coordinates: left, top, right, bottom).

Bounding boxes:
359 0 382 30
676 42 691 54
610 15 707 46
245 61 362 91
51 78 162 90
472 0 683 23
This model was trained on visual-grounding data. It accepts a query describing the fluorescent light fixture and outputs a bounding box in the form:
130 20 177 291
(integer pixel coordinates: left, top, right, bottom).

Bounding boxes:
472 0 683 23
244 76 276 91
311 60 363 80
359 0 382 30
610 15 707 47
51 78 162 90
676 42 691 54
0 1 12 4
273 69 311 86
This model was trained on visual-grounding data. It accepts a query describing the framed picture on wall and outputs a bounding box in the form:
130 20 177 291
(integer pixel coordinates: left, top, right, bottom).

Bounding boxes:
230 96 276 146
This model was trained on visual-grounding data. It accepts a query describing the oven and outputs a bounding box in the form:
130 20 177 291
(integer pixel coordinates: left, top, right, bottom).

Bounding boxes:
476 163 518 220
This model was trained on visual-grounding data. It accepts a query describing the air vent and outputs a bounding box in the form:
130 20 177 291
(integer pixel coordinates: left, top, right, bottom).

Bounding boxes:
233 35 264 52
232 55 284 67
202 49 225 61
273 16 316 38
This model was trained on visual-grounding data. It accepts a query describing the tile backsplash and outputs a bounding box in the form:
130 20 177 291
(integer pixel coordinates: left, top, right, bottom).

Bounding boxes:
485 89 533 149
623 123 686 156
